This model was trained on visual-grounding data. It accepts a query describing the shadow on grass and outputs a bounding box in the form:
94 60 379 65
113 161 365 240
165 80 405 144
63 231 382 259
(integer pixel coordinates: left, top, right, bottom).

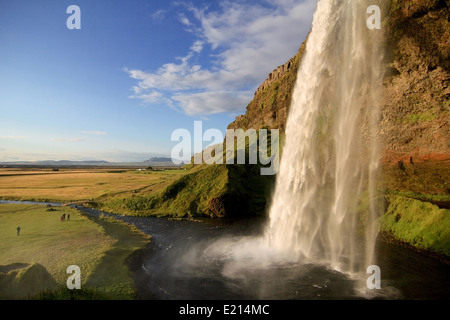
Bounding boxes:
37 287 112 300
80 213 151 300
34 211 151 300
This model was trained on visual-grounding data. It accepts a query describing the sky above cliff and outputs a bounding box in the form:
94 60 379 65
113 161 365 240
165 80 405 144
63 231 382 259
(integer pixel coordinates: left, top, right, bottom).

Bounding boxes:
0 0 315 162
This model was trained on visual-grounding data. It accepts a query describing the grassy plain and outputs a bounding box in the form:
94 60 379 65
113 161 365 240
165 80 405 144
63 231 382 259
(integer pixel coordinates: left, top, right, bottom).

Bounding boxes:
0 167 178 299
0 167 186 203
0 203 150 299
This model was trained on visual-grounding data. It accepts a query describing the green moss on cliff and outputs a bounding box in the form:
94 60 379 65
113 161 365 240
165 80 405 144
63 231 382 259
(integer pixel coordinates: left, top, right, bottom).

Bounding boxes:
380 195 450 257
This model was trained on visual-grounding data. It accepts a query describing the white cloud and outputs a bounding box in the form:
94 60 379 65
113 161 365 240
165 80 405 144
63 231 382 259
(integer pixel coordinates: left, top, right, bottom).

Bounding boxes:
130 91 163 104
178 13 192 26
173 90 253 115
127 0 316 116
152 9 167 21
190 40 204 54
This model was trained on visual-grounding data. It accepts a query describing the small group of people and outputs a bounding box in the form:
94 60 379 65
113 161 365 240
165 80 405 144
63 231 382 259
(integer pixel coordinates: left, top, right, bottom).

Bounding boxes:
16 211 72 236
60 213 70 222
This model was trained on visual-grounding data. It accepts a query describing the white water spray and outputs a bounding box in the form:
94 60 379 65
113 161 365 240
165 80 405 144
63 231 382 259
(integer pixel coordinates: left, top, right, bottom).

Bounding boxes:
263 0 384 273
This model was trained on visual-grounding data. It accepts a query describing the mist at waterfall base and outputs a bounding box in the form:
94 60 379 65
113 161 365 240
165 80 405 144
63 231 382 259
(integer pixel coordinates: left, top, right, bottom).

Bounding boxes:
132 1 449 300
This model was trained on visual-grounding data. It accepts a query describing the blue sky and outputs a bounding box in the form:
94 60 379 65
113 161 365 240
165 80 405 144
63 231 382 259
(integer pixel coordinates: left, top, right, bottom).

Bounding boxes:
0 0 315 162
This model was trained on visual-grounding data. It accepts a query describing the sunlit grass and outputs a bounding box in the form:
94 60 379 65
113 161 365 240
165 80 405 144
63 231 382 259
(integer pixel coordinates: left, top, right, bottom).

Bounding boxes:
0 204 113 285
0 204 150 299
0 168 186 203
380 195 450 257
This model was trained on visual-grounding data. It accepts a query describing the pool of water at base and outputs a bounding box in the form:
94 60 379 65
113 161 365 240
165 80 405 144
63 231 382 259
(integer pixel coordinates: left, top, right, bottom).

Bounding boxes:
75 206 449 300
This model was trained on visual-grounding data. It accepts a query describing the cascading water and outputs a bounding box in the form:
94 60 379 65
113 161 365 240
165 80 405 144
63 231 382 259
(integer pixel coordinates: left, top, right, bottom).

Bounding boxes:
263 0 384 274
196 0 387 297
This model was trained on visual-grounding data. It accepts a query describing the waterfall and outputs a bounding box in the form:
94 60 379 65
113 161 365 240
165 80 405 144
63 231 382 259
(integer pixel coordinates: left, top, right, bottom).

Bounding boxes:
263 0 384 274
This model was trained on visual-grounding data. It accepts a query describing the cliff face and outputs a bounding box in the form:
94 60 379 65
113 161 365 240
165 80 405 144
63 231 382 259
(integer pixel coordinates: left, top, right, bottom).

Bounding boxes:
228 0 449 165
227 37 307 133
379 0 450 201
381 0 449 162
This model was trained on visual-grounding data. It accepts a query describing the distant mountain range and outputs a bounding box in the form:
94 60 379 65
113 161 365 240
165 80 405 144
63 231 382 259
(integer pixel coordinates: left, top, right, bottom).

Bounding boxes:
0 157 178 167
143 157 173 163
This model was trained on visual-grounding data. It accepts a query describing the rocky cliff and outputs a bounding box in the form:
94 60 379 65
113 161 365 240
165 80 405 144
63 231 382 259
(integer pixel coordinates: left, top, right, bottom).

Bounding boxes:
229 0 449 163
227 36 308 133
381 0 449 162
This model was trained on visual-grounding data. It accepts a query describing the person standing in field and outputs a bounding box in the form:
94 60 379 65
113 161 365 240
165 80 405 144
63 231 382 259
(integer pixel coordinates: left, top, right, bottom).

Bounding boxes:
17 226 20 236
67 213 70 221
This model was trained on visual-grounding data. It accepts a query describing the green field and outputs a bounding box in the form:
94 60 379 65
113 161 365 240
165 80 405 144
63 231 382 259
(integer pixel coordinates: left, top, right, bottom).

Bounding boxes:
0 203 150 299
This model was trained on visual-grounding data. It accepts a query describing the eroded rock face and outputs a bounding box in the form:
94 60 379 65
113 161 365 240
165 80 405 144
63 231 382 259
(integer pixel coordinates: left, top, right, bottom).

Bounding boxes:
380 0 449 162
228 0 449 164
227 37 308 133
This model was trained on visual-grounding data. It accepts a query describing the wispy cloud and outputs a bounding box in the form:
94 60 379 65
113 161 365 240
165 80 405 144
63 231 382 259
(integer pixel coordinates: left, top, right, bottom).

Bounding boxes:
126 0 316 116
50 137 86 143
178 13 192 27
81 131 107 136
152 9 167 21
0 135 27 140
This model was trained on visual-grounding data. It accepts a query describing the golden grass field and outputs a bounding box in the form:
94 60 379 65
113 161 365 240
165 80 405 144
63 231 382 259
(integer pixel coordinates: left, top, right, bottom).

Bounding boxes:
0 167 186 203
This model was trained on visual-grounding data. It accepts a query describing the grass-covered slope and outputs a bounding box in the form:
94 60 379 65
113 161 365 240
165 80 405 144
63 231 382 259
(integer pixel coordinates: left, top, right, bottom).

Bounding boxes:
99 164 275 218
380 157 450 258
0 263 59 300
380 195 450 258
